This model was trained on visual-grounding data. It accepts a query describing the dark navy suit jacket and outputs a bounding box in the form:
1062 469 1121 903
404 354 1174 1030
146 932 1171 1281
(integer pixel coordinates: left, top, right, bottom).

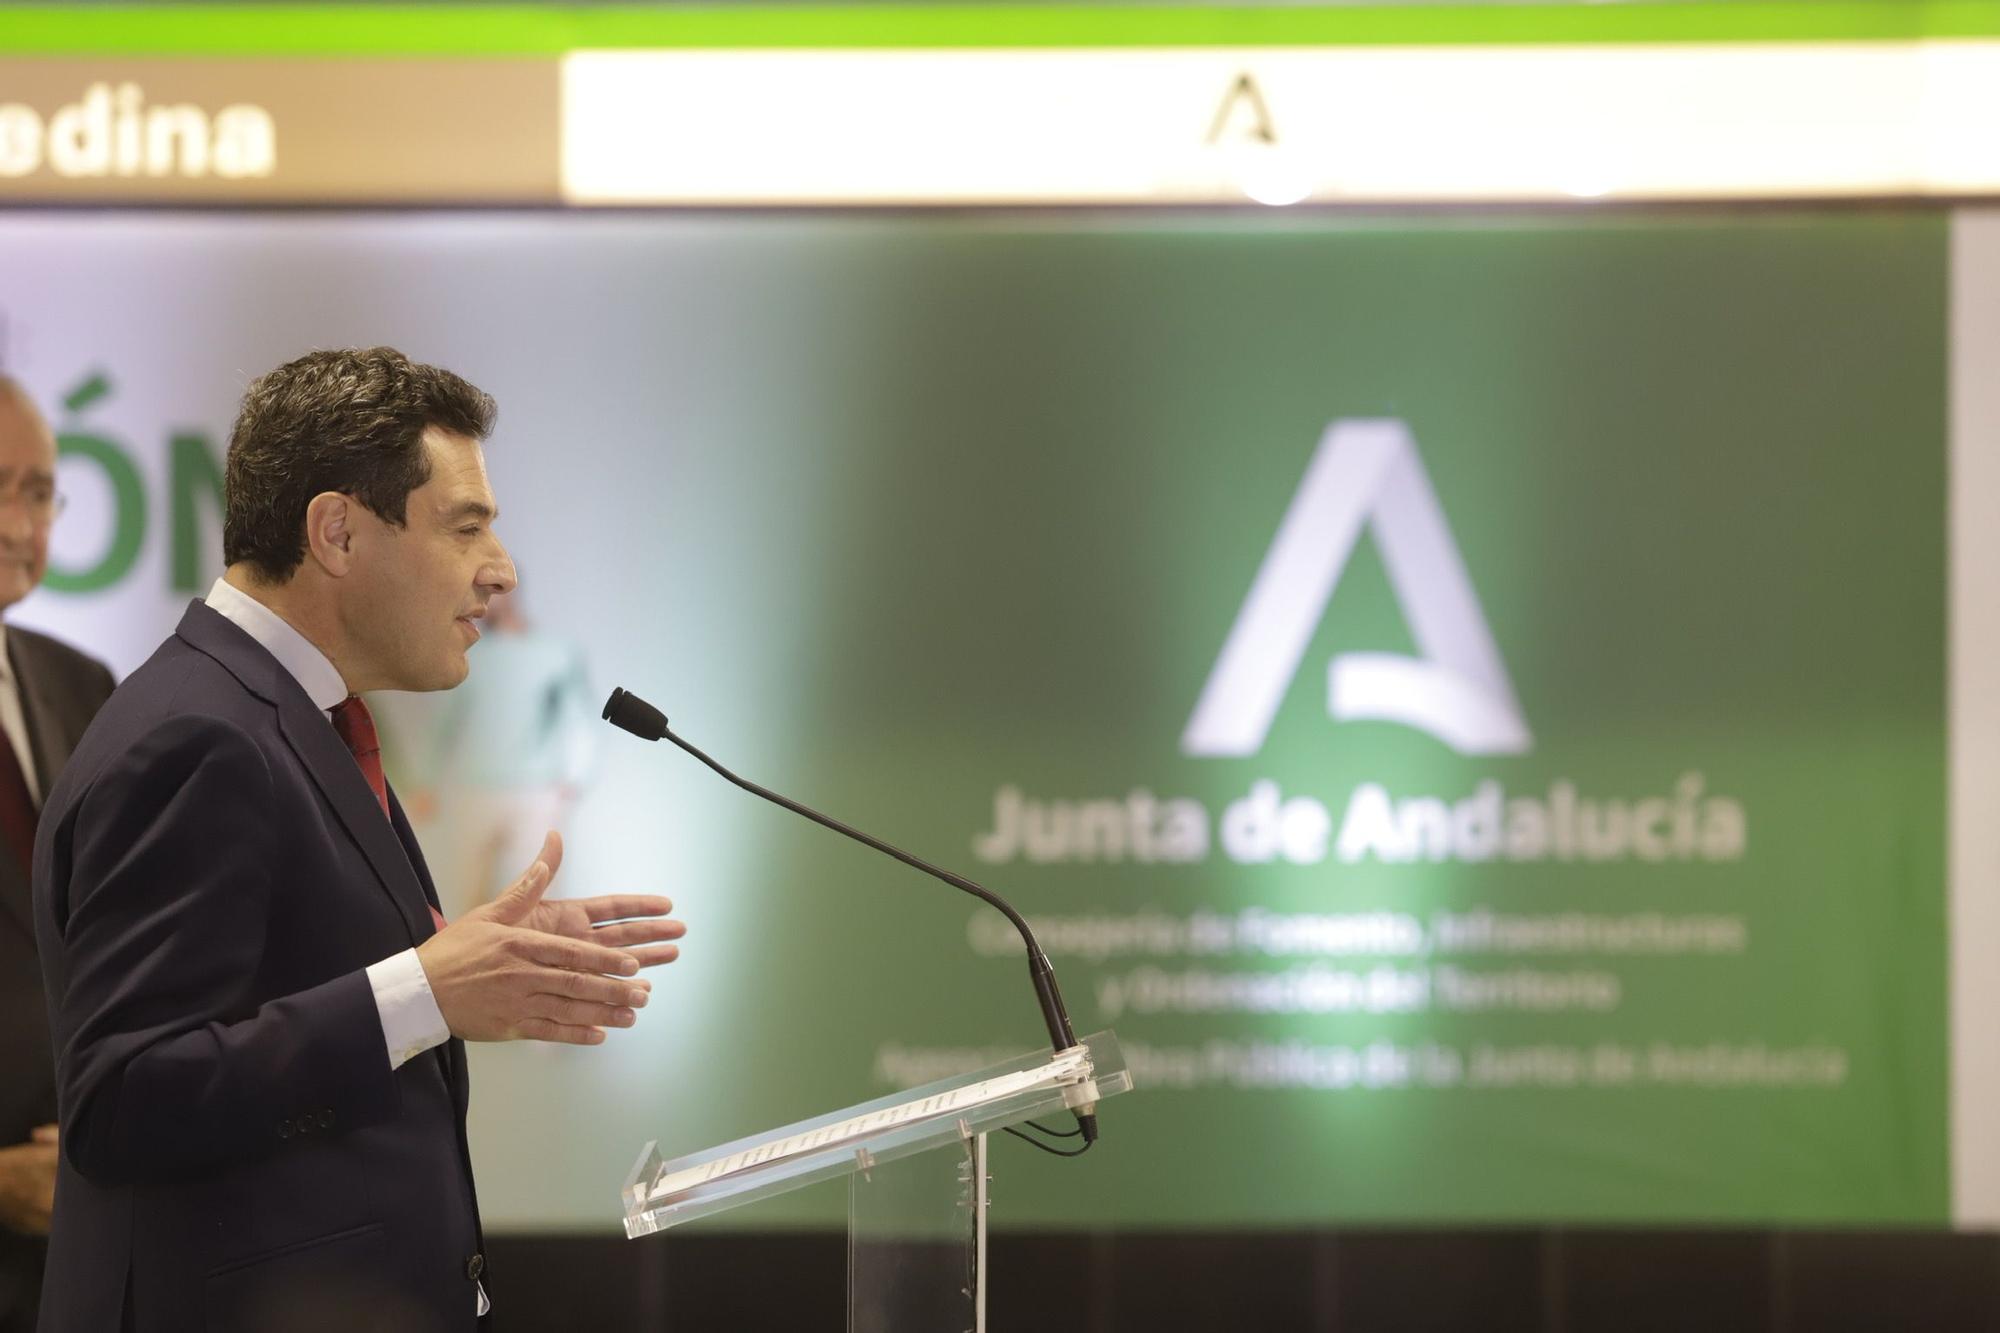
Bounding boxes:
31 602 485 1332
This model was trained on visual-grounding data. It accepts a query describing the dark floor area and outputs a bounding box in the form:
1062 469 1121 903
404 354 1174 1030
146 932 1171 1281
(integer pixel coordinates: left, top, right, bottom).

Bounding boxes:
484 1227 2000 1331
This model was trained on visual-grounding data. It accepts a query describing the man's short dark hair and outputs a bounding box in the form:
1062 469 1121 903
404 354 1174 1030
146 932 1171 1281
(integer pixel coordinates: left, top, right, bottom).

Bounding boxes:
223 346 496 582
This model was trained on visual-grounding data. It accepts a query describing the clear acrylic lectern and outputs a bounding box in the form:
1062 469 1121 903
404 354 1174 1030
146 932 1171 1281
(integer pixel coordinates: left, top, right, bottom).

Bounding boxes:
622 1030 1130 1332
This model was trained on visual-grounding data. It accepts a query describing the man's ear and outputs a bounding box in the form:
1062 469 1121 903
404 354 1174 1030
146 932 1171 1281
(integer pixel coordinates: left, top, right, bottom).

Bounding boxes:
303 492 356 576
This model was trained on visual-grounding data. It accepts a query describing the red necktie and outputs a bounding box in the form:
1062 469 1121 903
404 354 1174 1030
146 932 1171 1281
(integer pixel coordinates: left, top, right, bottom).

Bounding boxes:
330 695 446 933
0 733 36 878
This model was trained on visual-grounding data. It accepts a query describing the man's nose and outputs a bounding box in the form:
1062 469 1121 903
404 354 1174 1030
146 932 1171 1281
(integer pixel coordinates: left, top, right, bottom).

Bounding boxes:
484 546 518 596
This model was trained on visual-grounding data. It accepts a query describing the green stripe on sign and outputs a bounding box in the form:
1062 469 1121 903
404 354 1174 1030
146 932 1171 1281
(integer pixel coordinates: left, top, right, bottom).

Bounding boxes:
1 2 1999 56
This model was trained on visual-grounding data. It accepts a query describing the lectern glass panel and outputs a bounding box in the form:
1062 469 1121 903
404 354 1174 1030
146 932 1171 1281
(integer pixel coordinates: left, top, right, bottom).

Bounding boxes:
848 1132 984 1333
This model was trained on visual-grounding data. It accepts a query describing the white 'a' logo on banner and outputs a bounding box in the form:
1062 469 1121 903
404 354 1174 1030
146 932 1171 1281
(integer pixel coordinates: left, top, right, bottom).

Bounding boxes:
1182 419 1531 757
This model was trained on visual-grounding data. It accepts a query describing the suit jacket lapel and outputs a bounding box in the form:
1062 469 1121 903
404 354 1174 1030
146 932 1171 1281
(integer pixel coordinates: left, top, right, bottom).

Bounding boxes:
9 633 77 805
175 602 436 948
0 836 28 942
0 637 50 941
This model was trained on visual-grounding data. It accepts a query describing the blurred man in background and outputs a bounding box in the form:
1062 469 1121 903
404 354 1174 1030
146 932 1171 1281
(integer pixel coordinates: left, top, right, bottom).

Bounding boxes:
385 582 600 918
0 377 115 1333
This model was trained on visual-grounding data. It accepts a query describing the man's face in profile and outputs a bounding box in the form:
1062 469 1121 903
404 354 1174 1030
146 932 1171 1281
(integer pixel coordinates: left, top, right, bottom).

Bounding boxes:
345 426 515 692
0 387 57 614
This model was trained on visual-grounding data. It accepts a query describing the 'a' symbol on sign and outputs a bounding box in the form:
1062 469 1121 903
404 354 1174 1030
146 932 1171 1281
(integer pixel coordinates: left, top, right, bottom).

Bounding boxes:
1207 72 1278 147
1182 419 1532 758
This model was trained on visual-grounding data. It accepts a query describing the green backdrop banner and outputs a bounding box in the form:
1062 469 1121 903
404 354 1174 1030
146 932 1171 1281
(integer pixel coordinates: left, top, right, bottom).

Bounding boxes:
0 208 1951 1227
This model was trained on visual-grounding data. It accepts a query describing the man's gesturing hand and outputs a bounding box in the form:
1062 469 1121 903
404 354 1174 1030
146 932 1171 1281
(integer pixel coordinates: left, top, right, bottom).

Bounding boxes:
416 832 657 1047
0 1125 58 1235
506 832 686 967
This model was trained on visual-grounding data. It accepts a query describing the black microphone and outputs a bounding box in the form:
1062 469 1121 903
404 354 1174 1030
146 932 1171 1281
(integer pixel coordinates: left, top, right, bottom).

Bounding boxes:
602 686 1098 1146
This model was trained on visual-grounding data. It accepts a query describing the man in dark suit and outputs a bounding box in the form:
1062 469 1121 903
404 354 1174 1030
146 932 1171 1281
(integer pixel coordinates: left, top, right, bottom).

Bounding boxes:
0 378 116 1333
31 348 686 1331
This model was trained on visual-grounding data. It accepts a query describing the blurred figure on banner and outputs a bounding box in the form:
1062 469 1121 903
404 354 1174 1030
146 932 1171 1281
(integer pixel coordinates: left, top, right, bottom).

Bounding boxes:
0 377 115 1333
379 582 599 920
29 348 684 1331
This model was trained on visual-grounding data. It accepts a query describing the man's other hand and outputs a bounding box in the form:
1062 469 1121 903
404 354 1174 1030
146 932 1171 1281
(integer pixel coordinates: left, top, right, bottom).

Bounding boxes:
416 833 655 1046
0 1125 59 1234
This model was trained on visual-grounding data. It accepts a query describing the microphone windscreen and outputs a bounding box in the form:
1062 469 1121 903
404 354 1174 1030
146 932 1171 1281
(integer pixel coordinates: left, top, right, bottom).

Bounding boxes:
602 687 669 741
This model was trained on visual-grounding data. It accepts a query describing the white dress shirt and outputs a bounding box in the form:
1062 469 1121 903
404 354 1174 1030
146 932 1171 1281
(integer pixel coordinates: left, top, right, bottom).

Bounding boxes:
0 624 42 803
203 578 453 1072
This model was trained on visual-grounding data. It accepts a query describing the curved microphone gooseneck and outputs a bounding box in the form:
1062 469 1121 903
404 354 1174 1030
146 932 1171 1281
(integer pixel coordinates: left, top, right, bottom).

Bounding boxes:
601 687 1097 1148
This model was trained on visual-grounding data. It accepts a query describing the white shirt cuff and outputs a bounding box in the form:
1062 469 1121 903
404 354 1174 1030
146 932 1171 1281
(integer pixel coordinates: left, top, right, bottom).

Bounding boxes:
366 948 451 1070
